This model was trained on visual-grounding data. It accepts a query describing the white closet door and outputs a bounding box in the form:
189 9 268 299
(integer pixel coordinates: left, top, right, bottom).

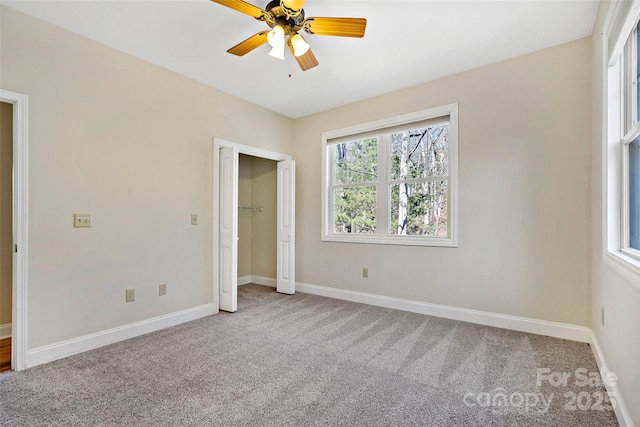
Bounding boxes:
219 146 238 312
277 160 295 294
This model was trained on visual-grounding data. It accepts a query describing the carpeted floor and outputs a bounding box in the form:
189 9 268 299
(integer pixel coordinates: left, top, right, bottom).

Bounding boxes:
0 284 619 426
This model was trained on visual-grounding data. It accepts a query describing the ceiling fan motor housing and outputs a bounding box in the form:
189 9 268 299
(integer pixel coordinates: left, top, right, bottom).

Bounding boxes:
264 0 305 30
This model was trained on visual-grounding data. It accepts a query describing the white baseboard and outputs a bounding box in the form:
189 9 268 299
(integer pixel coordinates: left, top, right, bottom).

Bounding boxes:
238 276 276 287
295 282 592 343
0 323 11 339
251 275 276 288
590 332 634 427
26 304 217 369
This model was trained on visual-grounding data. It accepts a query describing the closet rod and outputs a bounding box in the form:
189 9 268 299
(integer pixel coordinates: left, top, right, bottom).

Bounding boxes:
238 206 263 212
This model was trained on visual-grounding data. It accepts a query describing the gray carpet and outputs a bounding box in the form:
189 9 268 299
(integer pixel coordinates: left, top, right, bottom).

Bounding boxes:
0 284 619 426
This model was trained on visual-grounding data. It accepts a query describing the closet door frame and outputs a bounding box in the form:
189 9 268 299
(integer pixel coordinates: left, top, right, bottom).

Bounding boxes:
213 138 294 312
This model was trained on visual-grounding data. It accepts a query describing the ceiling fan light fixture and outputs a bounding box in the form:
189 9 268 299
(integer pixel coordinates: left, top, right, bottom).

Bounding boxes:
267 25 285 48
269 44 286 60
212 0 367 72
290 33 310 57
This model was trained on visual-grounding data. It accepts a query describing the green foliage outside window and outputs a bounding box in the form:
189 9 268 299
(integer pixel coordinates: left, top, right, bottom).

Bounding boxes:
331 124 449 237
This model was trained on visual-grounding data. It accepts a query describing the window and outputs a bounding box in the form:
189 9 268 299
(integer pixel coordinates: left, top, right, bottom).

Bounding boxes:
629 136 640 250
621 20 640 258
603 3 640 287
321 104 458 246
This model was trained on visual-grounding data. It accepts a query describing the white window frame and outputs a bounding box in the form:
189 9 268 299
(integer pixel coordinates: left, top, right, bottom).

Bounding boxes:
621 24 640 260
321 104 458 247
602 0 640 290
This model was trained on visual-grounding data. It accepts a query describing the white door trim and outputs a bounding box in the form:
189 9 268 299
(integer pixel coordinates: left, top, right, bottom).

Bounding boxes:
1 89 29 371
212 138 291 311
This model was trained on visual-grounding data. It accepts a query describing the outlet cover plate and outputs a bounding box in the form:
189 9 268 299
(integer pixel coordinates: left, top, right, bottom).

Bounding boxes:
74 213 91 228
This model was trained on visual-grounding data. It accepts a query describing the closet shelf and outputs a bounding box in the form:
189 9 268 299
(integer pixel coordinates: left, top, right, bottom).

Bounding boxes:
238 206 263 212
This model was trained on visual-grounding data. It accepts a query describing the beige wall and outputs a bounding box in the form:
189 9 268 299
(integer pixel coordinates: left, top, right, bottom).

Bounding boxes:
250 157 277 279
591 3 640 424
238 155 253 278
293 37 592 326
0 7 293 348
0 102 12 326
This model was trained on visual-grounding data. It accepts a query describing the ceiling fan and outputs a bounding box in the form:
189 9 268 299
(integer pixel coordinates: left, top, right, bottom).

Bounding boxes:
211 0 367 71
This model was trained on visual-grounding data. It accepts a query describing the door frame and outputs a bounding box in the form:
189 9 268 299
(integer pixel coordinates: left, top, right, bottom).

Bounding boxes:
212 138 292 311
0 89 29 371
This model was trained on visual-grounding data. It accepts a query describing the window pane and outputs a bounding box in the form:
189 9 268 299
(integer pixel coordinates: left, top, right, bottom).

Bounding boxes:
390 181 447 237
334 138 378 185
637 22 640 123
390 124 449 180
630 137 640 249
333 186 376 234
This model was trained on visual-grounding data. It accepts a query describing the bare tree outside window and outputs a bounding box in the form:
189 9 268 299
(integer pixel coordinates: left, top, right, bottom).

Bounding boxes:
330 124 450 237
323 104 457 246
390 125 449 236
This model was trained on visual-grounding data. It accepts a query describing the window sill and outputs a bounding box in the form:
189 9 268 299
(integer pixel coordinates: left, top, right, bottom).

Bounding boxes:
321 234 458 247
603 250 640 291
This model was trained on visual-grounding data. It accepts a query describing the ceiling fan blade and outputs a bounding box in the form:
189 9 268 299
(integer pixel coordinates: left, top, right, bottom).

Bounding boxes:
281 0 305 13
211 0 269 20
288 42 318 71
303 17 367 38
227 31 269 56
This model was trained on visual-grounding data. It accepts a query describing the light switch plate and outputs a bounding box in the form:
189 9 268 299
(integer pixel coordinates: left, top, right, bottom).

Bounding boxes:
125 289 135 302
159 284 167 296
74 213 91 228
191 214 198 225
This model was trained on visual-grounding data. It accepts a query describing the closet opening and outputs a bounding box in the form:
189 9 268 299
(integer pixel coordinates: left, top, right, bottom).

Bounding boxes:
213 138 295 313
237 154 278 289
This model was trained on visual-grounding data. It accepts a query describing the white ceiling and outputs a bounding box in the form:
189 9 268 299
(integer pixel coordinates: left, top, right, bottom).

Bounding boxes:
4 0 599 118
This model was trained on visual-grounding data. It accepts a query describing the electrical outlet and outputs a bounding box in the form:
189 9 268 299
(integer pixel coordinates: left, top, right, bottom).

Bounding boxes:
73 213 91 228
601 307 605 326
191 214 198 225
125 289 135 302
159 284 167 296
362 268 368 278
